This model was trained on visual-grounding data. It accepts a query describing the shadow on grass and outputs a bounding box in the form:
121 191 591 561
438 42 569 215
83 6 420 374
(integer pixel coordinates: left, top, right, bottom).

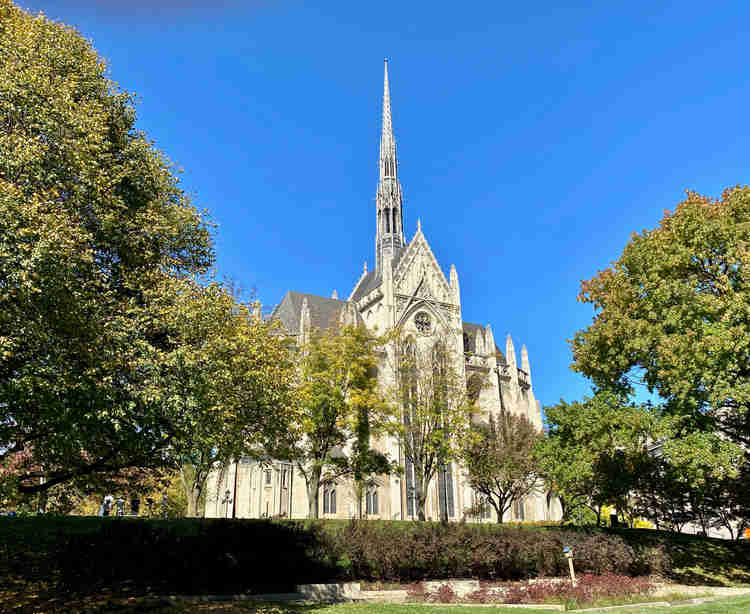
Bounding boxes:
0 516 344 613
609 527 750 586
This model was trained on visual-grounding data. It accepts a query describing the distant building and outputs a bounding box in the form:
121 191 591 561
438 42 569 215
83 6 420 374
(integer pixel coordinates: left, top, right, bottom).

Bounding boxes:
205 62 561 523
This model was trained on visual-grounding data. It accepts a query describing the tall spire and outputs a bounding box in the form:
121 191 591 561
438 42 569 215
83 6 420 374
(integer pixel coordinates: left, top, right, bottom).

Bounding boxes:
380 59 395 177
375 59 405 271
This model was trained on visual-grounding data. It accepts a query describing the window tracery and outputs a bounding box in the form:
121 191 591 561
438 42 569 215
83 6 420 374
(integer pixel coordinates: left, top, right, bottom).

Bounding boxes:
365 484 379 515
323 484 337 514
414 311 431 334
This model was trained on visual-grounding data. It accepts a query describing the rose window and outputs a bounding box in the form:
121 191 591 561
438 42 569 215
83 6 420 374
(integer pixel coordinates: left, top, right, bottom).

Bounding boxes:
414 311 432 334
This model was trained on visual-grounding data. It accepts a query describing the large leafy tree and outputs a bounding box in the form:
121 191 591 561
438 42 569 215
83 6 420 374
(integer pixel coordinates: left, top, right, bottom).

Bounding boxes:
154 284 298 517
462 411 541 523
285 325 391 519
629 445 750 539
571 187 750 469
0 1 215 493
389 330 474 522
536 390 658 525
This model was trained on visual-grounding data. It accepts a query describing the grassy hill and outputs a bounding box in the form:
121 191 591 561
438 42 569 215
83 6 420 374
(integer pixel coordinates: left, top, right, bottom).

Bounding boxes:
1 516 748 612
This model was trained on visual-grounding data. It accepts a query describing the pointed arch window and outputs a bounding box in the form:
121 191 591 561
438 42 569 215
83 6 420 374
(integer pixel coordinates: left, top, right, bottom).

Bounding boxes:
399 336 418 518
472 490 492 520
437 462 455 518
365 483 379 515
385 208 391 233
467 374 483 405
323 483 337 515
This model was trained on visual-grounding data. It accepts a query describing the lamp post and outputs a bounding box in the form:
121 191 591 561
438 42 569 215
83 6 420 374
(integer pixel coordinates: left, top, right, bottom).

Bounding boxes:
563 545 576 586
221 489 232 519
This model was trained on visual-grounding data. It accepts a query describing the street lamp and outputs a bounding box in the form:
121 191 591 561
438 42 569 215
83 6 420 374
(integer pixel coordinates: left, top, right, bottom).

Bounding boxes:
221 489 232 519
563 545 576 586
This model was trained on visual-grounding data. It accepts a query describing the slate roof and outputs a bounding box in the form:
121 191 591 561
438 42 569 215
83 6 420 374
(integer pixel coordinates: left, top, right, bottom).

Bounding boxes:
350 270 382 302
272 291 363 334
350 251 405 303
462 321 505 363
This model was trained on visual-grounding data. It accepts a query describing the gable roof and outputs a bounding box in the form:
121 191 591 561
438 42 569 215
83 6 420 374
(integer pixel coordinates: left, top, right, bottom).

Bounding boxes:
350 270 382 303
272 291 362 334
349 249 407 303
393 228 452 296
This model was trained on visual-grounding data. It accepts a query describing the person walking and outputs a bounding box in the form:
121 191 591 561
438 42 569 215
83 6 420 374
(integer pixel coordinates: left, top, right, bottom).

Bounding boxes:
102 494 114 516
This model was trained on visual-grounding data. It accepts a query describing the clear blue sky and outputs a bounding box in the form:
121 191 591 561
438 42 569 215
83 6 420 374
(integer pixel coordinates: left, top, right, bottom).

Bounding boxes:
17 0 750 411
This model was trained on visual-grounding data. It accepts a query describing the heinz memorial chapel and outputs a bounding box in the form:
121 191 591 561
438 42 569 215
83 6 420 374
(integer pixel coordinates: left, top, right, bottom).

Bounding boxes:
205 62 562 523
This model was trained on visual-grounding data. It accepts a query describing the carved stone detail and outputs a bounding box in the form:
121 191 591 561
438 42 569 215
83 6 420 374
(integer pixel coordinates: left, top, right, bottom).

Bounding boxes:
414 311 432 335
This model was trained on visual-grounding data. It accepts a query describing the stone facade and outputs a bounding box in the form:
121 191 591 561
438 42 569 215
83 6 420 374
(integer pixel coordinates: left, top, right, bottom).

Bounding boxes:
205 61 562 523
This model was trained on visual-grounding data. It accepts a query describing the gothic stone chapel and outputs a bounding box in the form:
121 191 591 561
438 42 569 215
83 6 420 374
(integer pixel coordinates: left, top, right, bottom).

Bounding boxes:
205 62 561 523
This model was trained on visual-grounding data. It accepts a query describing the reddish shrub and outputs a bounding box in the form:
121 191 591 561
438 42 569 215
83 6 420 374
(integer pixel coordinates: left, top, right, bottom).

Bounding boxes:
431 583 457 603
504 573 652 607
466 586 490 603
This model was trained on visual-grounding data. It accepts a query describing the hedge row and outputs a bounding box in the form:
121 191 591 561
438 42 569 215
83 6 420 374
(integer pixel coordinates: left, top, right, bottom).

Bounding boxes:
52 519 668 594
327 521 667 582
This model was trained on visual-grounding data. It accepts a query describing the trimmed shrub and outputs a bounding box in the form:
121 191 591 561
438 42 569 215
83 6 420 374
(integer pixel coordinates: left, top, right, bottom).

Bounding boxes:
326 521 664 582
1 516 677 596
503 573 653 608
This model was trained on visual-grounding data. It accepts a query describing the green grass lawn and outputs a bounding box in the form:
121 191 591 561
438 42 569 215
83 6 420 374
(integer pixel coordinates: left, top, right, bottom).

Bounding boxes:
608 527 750 586
16 595 750 613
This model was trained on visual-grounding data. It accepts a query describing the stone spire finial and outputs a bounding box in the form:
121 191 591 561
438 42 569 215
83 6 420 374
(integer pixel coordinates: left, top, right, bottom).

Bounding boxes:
252 300 262 320
381 59 394 159
363 261 368 274
521 344 532 389
300 297 311 345
475 328 485 355
521 344 530 373
506 333 517 368
417 218 422 233
331 289 338 299
485 324 495 356
339 300 357 326
506 333 519 389
449 264 459 298
375 60 405 270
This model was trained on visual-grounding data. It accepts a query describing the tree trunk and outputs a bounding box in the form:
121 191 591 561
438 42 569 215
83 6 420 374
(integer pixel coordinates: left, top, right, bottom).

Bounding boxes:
186 486 202 517
180 464 205 518
415 478 426 521
356 481 364 519
559 497 569 522
306 467 322 519
495 506 504 523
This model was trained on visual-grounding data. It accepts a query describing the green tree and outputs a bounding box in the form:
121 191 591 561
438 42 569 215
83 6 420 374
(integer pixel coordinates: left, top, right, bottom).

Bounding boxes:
630 446 750 538
537 390 657 525
462 411 542 523
350 402 395 519
389 331 474 522
155 283 298 517
0 1 215 494
285 325 391 519
571 187 750 472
